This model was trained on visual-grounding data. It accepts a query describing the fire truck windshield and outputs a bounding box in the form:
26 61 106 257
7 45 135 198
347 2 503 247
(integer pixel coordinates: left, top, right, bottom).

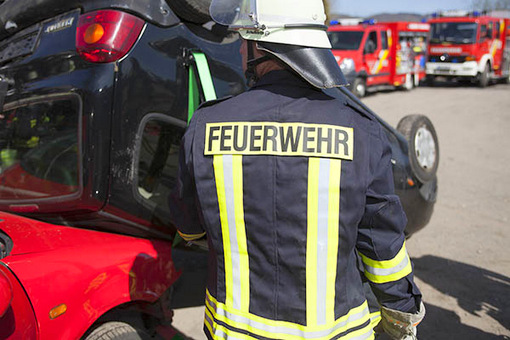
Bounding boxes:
430 22 478 44
327 31 365 50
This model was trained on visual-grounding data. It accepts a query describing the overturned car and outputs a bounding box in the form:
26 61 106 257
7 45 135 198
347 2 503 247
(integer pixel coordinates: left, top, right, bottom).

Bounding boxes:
0 0 438 338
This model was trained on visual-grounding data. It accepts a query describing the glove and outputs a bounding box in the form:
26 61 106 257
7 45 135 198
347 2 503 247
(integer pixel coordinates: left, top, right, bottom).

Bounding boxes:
379 302 425 340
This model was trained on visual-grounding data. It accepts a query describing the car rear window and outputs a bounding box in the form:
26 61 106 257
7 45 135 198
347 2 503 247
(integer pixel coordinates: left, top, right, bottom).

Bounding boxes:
0 96 80 200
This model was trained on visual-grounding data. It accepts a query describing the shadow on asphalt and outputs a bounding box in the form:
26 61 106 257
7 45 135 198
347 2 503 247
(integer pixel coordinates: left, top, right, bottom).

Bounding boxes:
413 255 510 339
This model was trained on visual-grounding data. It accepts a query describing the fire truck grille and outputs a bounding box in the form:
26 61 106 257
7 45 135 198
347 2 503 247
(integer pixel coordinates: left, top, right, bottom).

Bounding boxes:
429 55 468 63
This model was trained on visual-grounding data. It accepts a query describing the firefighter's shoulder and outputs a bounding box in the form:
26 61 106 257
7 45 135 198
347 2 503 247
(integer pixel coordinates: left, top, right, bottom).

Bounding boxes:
322 88 377 122
197 96 233 110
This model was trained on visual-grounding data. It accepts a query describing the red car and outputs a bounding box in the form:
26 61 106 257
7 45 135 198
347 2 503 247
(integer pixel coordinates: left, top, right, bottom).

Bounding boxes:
1 213 178 339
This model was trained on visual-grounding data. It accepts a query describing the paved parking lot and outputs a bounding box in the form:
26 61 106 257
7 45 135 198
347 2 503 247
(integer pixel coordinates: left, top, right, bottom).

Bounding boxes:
172 82 510 340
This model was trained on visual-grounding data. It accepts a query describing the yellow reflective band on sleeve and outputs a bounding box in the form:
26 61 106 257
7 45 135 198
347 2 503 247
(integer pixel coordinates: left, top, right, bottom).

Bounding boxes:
205 290 373 340
369 311 381 330
307 158 342 327
177 230 206 241
205 122 354 161
360 242 412 284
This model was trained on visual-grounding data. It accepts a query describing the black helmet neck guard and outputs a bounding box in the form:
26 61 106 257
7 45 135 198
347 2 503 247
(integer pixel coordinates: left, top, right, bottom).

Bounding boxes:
257 42 348 89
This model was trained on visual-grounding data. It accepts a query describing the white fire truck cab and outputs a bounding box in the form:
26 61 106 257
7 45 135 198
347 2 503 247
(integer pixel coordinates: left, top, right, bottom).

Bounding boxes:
426 11 510 87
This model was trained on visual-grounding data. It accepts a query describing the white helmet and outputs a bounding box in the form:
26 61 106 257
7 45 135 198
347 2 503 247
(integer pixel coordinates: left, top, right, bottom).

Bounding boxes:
210 0 331 48
210 0 347 88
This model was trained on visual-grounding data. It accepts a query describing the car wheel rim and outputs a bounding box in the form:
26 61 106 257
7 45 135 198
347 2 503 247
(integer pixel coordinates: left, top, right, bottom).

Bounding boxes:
414 126 436 170
356 83 365 97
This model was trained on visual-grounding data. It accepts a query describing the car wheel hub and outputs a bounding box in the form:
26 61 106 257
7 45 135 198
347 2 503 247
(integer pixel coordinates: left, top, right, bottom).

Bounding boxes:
356 83 365 96
414 126 436 170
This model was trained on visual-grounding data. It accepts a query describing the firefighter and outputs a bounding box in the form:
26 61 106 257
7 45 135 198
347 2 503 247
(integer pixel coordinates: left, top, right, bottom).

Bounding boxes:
169 0 425 339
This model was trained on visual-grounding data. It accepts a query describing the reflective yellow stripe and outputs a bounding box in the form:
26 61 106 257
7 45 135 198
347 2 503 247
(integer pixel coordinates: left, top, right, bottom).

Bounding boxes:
205 307 257 340
177 231 206 241
214 155 234 307
307 158 320 326
232 155 250 312
360 242 412 284
308 158 342 326
326 159 341 324
205 290 373 340
374 50 389 74
342 324 375 340
369 311 381 329
361 242 407 268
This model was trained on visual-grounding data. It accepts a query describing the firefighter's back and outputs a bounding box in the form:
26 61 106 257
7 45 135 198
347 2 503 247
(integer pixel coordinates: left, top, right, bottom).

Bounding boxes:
189 69 383 339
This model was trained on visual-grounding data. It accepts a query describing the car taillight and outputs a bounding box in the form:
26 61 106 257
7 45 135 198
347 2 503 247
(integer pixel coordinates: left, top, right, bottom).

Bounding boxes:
76 10 145 63
0 270 13 317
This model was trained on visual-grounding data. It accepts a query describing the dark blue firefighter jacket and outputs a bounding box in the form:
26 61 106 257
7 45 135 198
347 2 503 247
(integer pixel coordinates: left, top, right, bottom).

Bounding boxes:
169 70 421 340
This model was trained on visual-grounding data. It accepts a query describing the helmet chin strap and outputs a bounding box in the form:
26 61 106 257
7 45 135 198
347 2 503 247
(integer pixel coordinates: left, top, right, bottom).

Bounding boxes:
245 42 271 87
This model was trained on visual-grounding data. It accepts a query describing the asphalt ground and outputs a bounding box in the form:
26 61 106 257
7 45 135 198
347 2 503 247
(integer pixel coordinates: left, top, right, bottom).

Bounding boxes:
172 80 510 340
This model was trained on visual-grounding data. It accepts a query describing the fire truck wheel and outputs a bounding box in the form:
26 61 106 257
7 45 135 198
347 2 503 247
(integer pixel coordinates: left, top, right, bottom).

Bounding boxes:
478 63 490 88
85 321 151 340
397 114 439 183
352 78 367 98
425 76 435 87
167 0 212 24
503 67 510 84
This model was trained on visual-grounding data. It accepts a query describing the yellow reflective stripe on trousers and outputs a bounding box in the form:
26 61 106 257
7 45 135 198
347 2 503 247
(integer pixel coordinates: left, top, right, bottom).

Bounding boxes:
213 155 250 311
360 242 412 284
205 290 373 340
307 158 341 326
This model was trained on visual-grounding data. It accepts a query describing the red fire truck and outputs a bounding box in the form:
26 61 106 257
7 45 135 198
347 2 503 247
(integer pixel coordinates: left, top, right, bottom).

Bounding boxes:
328 21 430 97
426 11 510 87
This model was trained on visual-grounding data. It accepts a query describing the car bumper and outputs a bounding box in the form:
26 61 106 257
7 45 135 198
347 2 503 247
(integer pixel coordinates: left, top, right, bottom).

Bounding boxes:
426 62 479 77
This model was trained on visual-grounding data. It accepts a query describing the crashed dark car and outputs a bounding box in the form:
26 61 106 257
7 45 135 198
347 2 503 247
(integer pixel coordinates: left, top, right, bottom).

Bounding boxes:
0 0 438 338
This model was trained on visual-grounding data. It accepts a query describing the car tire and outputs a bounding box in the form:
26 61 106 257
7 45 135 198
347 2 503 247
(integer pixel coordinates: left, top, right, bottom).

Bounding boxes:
397 114 439 183
425 75 435 87
352 77 366 98
503 65 510 84
167 0 212 24
84 321 151 340
478 63 490 88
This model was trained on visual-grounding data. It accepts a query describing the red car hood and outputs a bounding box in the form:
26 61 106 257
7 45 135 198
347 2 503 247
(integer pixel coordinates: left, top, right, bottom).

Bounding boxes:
0 211 139 256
